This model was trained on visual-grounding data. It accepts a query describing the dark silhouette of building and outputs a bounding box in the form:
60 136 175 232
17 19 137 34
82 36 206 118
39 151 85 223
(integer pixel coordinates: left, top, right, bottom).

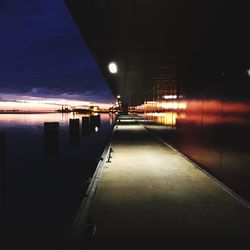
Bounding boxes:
65 0 250 200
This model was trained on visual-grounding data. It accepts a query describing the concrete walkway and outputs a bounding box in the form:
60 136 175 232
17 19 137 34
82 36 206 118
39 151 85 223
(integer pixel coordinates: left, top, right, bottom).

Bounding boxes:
87 116 250 249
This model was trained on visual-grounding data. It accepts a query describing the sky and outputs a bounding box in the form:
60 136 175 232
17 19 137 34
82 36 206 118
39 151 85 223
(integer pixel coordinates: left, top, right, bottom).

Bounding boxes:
0 0 114 111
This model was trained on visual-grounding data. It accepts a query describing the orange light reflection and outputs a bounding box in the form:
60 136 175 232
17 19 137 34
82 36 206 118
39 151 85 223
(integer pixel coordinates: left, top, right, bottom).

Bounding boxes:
144 112 178 126
142 99 250 126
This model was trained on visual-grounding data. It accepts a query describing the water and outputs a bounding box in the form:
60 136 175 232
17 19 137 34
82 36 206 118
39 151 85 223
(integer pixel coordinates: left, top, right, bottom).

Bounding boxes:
0 113 115 250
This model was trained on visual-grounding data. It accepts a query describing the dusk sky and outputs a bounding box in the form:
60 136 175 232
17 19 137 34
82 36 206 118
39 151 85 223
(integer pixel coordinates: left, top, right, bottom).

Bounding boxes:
0 0 114 110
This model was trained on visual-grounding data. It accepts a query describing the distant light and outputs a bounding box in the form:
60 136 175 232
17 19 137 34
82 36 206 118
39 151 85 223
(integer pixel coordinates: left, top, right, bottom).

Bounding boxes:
95 126 99 132
247 69 250 77
163 95 177 100
161 102 187 110
117 95 121 98
108 62 118 74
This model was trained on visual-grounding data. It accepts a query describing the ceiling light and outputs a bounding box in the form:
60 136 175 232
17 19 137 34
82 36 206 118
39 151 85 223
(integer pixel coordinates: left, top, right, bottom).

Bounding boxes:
108 62 118 74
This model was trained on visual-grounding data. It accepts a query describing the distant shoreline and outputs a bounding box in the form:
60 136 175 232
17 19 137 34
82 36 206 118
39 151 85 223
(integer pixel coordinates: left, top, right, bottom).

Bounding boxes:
0 111 57 114
0 110 112 114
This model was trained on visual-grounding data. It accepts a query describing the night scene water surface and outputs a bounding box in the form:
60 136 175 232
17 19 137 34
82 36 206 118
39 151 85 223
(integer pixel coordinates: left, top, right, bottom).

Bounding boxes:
0 113 115 250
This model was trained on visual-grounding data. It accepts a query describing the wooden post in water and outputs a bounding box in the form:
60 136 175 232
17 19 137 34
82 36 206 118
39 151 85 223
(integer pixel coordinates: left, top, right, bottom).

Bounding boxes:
89 115 101 132
95 115 101 127
0 132 6 210
89 115 95 130
44 122 59 160
82 116 90 136
69 119 80 146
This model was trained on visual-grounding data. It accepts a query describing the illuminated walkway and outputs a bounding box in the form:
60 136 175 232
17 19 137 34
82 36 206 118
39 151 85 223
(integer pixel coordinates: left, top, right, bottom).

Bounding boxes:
86 116 250 249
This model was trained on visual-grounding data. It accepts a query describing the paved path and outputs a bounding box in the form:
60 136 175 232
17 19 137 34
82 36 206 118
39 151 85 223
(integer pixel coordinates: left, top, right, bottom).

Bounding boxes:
86 116 250 249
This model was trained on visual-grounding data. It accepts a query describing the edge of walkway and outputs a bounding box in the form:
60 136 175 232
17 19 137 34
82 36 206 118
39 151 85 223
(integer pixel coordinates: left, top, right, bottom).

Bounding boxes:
67 122 116 249
143 123 250 209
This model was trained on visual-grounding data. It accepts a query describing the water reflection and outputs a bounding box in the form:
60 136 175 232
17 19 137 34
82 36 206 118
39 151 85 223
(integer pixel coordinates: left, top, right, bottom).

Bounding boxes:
109 115 113 125
0 113 71 127
0 113 114 250
44 122 59 160
89 115 101 133
0 132 6 210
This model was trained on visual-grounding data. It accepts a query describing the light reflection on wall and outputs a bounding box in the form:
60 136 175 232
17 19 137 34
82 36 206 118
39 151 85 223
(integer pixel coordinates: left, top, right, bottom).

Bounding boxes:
143 99 250 127
179 100 250 126
144 101 187 112
141 80 250 200
143 99 187 126
144 112 178 126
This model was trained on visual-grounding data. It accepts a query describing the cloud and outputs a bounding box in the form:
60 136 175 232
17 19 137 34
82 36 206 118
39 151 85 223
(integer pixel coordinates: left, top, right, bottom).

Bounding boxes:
0 0 114 104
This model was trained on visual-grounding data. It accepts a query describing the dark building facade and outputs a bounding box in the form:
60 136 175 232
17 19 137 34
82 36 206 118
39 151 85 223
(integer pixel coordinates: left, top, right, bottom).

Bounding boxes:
65 0 250 201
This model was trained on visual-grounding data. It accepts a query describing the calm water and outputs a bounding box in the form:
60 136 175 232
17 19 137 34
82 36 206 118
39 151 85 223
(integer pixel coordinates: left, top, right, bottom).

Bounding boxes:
0 113 115 250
